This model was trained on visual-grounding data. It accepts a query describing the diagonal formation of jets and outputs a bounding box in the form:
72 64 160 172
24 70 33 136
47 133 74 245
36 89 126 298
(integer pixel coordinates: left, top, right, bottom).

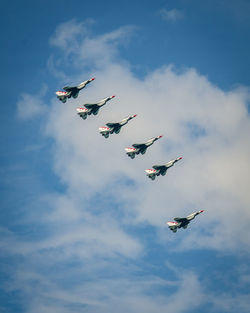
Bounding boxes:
56 77 204 233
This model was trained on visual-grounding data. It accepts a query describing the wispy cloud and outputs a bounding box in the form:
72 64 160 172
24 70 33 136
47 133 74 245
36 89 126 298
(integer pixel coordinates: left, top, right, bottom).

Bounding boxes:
49 19 135 72
2 247 205 313
159 8 184 22
17 85 48 120
49 19 95 52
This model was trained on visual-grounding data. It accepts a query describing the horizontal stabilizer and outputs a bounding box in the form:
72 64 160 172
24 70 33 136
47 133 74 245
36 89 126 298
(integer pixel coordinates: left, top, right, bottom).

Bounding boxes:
167 221 179 226
125 147 137 153
76 107 88 113
56 91 68 96
99 126 110 133
145 169 156 175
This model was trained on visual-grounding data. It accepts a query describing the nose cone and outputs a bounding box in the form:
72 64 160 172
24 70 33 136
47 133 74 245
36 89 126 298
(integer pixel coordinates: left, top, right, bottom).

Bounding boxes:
157 135 163 139
177 157 182 161
111 95 115 98
132 114 137 118
199 210 204 213
91 77 95 81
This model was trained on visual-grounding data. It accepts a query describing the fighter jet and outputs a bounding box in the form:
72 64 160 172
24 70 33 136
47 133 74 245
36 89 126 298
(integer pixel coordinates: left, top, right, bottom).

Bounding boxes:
76 96 115 120
125 135 163 159
99 115 137 138
145 157 182 180
56 77 95 103
167 210 204 232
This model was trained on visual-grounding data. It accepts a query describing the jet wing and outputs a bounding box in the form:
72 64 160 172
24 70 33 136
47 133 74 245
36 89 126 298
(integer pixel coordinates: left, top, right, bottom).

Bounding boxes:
152 165 165 170
83 103 100 115
174 217 187 222
132 144 147 154
63 86 80 98
169 225 178 233
63 86 76 92
132 143 146 149
161 168 168 176
106 123 122 134
84 103 97 109
71 89 79 98
106 122 120 128
57 95 67 103
152 165 168 176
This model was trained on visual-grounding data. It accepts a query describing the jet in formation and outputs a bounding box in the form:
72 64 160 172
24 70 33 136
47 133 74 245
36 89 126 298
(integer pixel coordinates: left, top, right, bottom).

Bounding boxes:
125 135 163 159
167 210 204 232
99 115 137 138
56 76 203 234
145 157 182 180
76 96 115 120
56 77 95 103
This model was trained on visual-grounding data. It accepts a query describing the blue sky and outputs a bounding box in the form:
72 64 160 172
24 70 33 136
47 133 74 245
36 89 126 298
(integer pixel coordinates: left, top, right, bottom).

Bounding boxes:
1 1 250 312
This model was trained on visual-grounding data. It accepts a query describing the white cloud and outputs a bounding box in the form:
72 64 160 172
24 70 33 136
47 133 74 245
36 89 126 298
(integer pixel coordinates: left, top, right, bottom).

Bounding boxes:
11 20 250 313
16 18 250 256
76 26 135 66
49 19 94 52
45 60 250 252
49 19 134 72
3 255 205 313
17 85 48 120
16 19 250 255
159 8 184 22
208 292 250 313
41 21 250 254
